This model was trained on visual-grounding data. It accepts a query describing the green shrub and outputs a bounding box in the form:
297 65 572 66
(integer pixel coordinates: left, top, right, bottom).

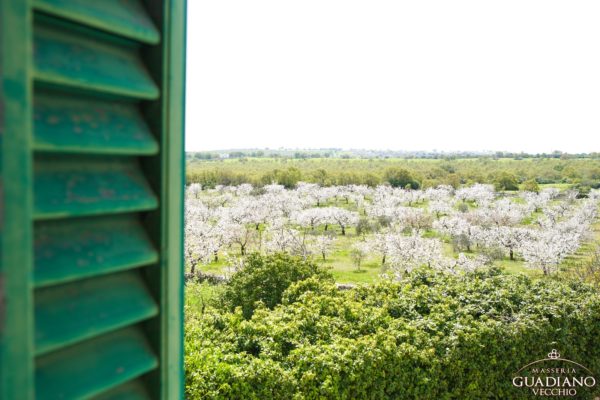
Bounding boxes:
521 178 540 193
494 172 520 191
383 167 420 189
221 253 333 318
186 267 600 399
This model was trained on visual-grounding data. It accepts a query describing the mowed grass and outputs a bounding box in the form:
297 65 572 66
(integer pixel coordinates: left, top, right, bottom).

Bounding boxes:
318 233 382 284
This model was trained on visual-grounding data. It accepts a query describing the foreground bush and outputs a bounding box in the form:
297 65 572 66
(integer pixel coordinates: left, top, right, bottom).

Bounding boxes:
186 263 600 399
221 252 333 318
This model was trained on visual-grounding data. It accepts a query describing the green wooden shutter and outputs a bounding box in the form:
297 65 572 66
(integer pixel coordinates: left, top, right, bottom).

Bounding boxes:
1 0 186 398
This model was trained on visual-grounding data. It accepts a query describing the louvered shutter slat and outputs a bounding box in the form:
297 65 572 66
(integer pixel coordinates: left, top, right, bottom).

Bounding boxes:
34 271 158 355
35 327 158 400
34 215 159 287
34 156 158 219
91 380 152 400
34 0 160 44
34 91 159 155
34 23 159 99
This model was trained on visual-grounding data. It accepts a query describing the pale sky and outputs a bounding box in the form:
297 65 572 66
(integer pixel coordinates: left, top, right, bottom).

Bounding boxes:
185 0 600 153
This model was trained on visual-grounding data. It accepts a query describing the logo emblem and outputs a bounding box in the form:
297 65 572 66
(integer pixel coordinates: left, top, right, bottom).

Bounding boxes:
512 349 597 397
548 349 560 360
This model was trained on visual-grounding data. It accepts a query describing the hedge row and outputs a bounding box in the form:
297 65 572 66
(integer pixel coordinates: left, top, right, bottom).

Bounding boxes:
185 256 600 399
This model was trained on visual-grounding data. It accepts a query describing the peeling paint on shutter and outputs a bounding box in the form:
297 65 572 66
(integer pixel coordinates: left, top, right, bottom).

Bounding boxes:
0 275 5 335
1 0 186 398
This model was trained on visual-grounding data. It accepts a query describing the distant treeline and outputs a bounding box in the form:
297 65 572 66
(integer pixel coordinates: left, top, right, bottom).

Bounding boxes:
190 150 336 160
188 149 600 161
186 157 600 193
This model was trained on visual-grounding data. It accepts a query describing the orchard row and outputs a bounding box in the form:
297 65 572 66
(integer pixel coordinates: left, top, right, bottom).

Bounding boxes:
185 183 600 277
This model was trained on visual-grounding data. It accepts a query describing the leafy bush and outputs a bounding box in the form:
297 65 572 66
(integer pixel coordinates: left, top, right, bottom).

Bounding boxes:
186 266 600 399
494 172 520 191
383 167 420 189
220 253 333 318
521 178 540 193
356 217 377 237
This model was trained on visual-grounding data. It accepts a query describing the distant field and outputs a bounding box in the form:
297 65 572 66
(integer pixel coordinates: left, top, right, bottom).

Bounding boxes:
187 156 600 191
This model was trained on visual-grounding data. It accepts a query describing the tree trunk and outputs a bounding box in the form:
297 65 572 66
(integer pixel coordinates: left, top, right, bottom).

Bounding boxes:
341 226 346 235
509 248 514 261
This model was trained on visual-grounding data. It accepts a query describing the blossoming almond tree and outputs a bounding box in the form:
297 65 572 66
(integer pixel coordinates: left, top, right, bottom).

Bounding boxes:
326 207 360 236
386 234 443 275
484 226 534 261
312 234 336 261
521 229 580 275
184 182 599 277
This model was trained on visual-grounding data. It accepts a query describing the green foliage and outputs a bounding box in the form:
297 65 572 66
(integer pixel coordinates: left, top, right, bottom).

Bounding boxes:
494 172 520 191
270 167 303 188
220 253 333 318
349 248 365 271
185 281 225 313
187 157 600 189
384 167 420 189
355 217 377 237
186 267 600 399
521 178 540 192
568 245 600 288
